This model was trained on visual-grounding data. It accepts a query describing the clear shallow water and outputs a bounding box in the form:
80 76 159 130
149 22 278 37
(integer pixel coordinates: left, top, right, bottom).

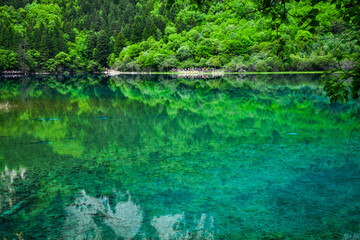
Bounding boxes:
0 74 359 239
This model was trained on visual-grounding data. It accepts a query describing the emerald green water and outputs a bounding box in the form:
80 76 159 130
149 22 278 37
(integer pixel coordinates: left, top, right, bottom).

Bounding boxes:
0 74 359 239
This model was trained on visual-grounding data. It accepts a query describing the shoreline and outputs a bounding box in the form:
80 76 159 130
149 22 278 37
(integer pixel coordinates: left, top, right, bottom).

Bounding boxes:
1 70 325 77
104 70 324 76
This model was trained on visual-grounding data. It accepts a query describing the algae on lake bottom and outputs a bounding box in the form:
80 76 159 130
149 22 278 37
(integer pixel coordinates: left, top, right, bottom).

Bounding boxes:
0 74 359 239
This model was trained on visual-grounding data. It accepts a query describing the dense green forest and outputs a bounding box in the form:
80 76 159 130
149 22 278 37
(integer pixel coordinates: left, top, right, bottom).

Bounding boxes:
0 0 359 74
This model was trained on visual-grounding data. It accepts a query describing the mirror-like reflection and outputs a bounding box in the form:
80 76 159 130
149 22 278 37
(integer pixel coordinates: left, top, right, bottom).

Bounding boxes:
0 74 359 239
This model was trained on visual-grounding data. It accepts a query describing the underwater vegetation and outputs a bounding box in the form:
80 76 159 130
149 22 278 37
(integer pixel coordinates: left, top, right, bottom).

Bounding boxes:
0 166 27 215
0 74 359 239
61 190 142 239
60 190 214 240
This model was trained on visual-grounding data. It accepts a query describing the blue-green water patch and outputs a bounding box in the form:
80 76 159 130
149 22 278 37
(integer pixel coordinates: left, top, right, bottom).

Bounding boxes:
0 74 359 239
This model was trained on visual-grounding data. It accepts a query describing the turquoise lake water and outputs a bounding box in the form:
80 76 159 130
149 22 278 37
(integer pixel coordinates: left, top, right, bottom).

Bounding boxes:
0 74 359 239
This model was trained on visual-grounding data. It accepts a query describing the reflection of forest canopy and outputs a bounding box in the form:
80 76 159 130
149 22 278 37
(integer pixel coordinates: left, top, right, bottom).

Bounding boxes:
0 75 357 157
1 75 360 239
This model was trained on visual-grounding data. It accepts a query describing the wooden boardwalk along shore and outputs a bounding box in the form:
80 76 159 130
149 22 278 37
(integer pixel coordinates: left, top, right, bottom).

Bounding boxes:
173 70 225 75
104 69 225 76
1 70 27 78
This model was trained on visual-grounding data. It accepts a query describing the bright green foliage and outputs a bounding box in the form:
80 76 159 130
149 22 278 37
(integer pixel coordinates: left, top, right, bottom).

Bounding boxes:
107 0 359 80
321 0 360 103
0 0 359 91
54 52 71 72
0 49 19 70
176 45 192 61
224 39 249 55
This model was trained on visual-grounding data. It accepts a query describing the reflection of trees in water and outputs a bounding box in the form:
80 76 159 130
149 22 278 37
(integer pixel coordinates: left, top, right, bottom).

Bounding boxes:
61 190 214 239
1 75 357 238
0 166 26 212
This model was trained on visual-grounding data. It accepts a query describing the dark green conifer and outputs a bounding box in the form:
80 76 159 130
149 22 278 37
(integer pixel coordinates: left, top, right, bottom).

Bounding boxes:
114 31 126 56
131 16 142 43
39 33 50 59
87 31 97 59
63 21 76 42
94 30 111 67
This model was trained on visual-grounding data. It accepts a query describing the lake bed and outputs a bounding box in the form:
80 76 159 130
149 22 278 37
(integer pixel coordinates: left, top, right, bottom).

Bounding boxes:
0 74 359 239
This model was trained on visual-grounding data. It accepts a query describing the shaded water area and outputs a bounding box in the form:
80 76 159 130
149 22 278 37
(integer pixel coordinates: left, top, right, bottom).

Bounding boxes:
0 74 360 239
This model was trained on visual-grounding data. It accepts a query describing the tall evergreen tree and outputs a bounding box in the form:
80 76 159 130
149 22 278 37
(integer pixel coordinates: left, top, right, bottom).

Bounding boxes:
39 33 50 59
114 31 126 56
32 26 42 50
122 24 132 41
142 17 152 40
94 30 111 67
131 15 143 43
63 21 76 42
0 21 6 49
17 39 28 71
87 31 97 59
3 25 17 50
33 22 46 51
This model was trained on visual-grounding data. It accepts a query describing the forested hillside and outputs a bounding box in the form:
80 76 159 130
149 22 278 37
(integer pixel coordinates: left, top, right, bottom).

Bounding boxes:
0 0 359 72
